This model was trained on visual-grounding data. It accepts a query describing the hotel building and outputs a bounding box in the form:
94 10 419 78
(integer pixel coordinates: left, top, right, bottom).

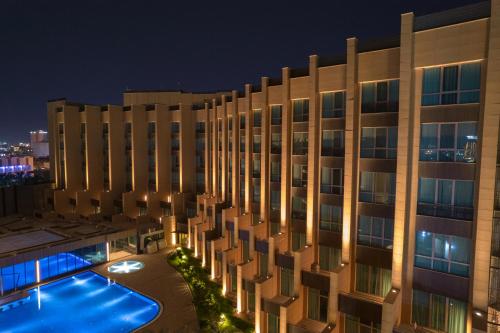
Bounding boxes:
46 1 500 332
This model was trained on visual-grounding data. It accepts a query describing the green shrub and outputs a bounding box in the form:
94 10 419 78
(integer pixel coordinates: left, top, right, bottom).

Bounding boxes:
168 248 254 333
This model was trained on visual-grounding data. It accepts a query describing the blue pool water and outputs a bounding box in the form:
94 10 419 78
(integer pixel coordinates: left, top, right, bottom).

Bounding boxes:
0 271 160 333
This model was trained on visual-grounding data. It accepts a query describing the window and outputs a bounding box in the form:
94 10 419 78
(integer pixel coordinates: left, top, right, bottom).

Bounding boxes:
270 161 281 182
291 196 307 220
253 109 262 127
268 313 280 333
253 184 260 203
355 263 391 298
271 190 280 211
271 105 282 125
195 121 205 134
308 288 328 322
319 245 341 271
321 130 344 156
361 127 398 159
292 164 307 187
358 215 394 249
320 167 343 195
361 80 399 113
412 289 467 333
293 132 308 155
253 159 261 178
171 122 180 134
242 239 250 262
422 62 481 106
359 172 396 205
343 315 381 333
240 114 245 129
292 232 306 251
320 204 342 232
280 267 294 297
258 251 268 278
415 231 471 277
417 178 474 220
293 99 309 122
420 122 477 162
271 133 281 154
253 134 261 153
240 134 245 152
240 158 245 176
322 91 345 118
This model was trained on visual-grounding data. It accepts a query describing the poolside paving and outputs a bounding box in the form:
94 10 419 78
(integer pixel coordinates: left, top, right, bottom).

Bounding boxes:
92 249 199 333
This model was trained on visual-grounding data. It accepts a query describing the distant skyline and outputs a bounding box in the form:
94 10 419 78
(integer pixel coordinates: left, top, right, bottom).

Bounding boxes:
0 0 484 143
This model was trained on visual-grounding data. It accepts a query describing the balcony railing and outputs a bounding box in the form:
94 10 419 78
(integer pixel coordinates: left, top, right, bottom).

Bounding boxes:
417 203 474 221
292 178 307 187
359 192 395 205
320 184 344 195
321 147 344 157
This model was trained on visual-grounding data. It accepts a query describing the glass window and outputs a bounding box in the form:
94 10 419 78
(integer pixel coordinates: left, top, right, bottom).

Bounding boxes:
291 196 307 220
280 267 294 297
320 167 343 195
292 164 307 187
319 245 341 271
271 105 282 125
359 172 396 205
268 313 280 333
293 99 309 122
322 91 345 118
271 190 280 211
358 215 394 249
253 134 261 153
321 130 344 156
361 80 399 113
253 184 260 203
319 204 342 232
417 178 474 220
253 109 262 127
420 122 477 162
271 133 281 154
355 263 391 298
292 232 306 251
361 127 398 159
422 62 481 106
415 231 471 277
252 159 260 178
271 161 281 182
412 289 467 333
308 288 329 323
293 132 308 155
258 252 268 278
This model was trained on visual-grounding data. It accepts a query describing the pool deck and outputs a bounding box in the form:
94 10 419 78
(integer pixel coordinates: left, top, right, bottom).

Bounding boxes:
92 249 199 333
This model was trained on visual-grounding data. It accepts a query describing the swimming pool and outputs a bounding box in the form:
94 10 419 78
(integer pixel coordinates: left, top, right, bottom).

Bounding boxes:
0 271 160 332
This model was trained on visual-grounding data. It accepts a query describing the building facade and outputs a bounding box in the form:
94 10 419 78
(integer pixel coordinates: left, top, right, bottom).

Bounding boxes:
47 2 500 332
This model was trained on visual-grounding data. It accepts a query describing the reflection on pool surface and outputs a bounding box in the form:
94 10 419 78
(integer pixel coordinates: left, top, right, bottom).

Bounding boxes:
0 271 160 333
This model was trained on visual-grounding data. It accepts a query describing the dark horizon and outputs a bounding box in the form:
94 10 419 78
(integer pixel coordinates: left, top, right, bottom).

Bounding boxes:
0 0 484 143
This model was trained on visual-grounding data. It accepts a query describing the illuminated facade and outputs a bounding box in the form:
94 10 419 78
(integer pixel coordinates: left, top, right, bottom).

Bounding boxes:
48 1 500 332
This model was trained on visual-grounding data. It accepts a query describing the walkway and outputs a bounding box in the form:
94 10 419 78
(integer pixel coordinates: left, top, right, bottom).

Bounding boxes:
93 249 199 333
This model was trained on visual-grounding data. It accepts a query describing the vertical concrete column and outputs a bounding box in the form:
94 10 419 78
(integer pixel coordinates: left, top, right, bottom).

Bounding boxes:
385 13 415 328
63 105 83 194
131 105 147 194
204 103 211 195
281 68 292 233
212 99 219 201
202 232 207 267
231 90 240 212
268 236 276 274
85 106 103 193
473 0 500 319
156 105 171 195
211 243 216 279
306 55 320 248
255 283 262 333
180 103 196 194
237 264 243 312
108 105 125 195
342 38 359 265
245 84 253 214
222 251 228 295
221 96 229 202
261 77 270 225
47 104 57 184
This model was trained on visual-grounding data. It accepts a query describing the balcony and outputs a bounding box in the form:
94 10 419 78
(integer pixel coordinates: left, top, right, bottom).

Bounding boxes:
293 144 308 156
417 203 473 221
292 178 307 188
271 145 281 154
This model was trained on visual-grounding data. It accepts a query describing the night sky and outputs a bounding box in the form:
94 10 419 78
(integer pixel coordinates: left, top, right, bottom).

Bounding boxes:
0 0 483 143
